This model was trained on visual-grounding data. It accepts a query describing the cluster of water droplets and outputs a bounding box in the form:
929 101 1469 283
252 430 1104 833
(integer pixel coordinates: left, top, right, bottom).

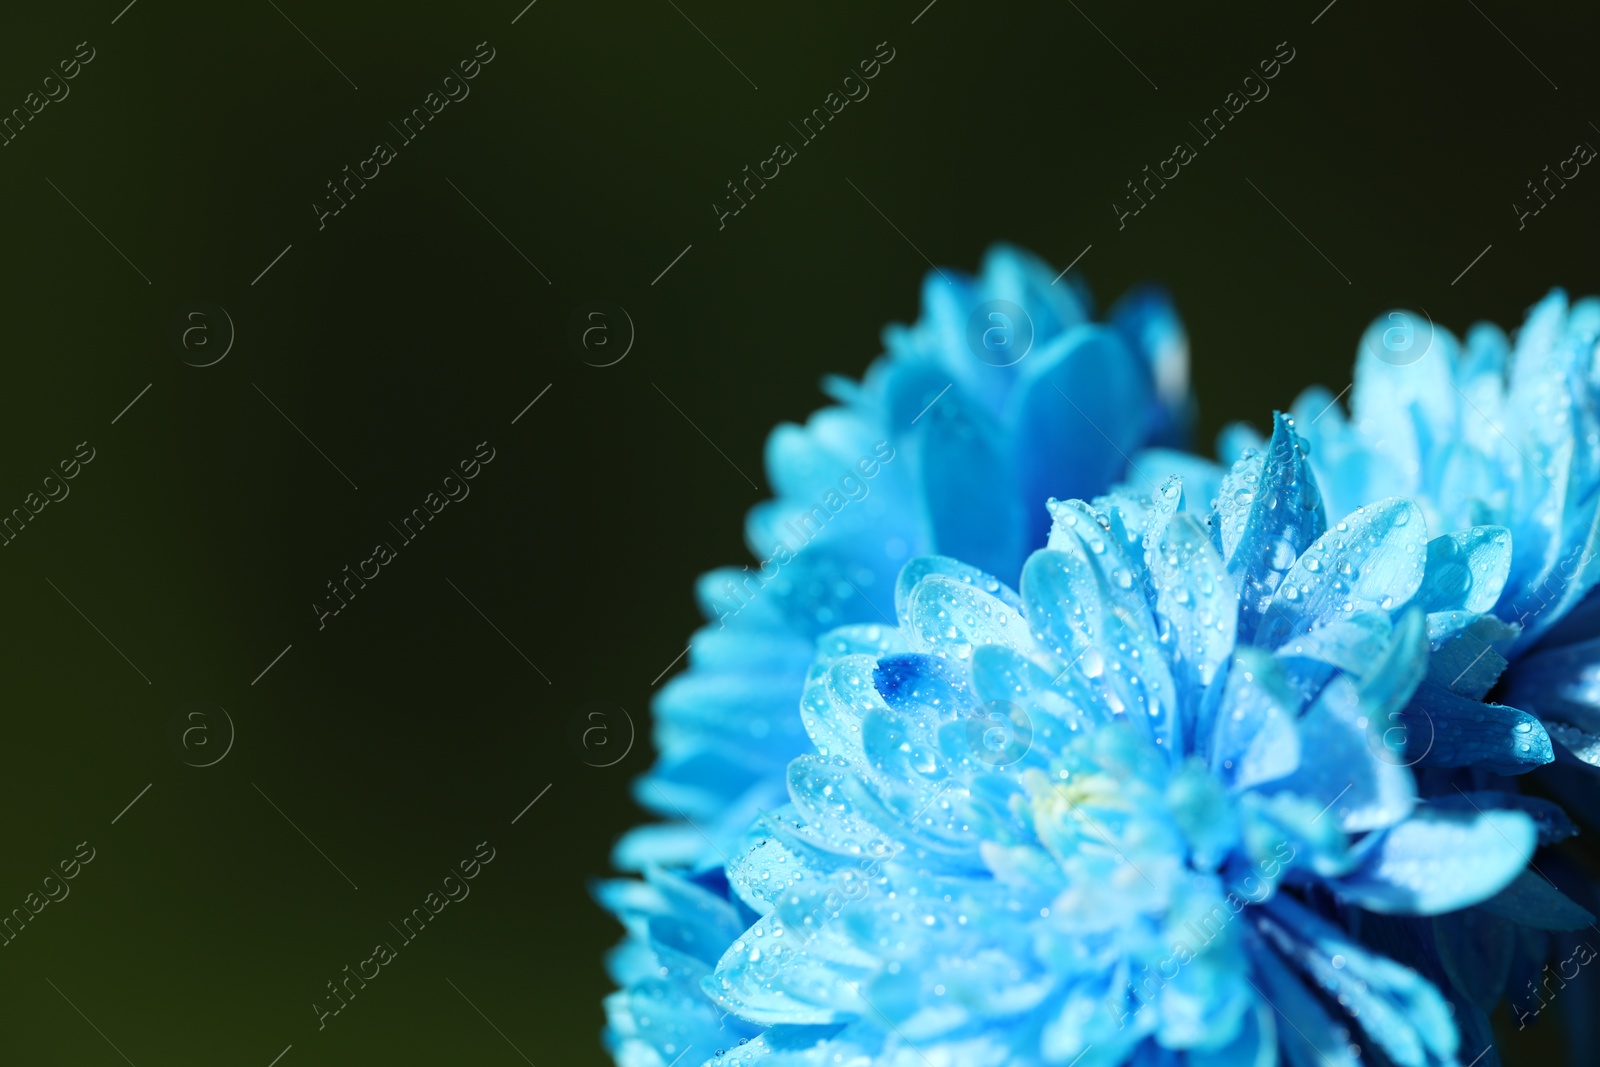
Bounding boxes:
1207 415 1330 640
1275 502 1427 618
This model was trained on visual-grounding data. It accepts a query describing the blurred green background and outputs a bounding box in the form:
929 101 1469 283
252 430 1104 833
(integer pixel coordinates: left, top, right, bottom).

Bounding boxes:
0 0 1595 1063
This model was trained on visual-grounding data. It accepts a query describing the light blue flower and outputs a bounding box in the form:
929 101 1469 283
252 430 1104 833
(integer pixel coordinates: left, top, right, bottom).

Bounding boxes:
690 460 1549 1067
1269 292 1600 780
1194 294 1600 1058
601 247 1188 1067
618 246 1190 871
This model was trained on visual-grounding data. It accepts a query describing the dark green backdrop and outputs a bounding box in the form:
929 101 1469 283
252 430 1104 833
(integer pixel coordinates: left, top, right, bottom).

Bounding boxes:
0 0 1595 1063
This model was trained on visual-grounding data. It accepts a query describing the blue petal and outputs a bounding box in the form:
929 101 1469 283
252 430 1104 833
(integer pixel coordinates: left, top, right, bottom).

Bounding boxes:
1546 721 1600 766
917 385 1028 579
1423 616 1511 699
1265 673 1414 833
1274 612 1395 709
1009 325 1155 546
758 410 884 504
1211 412 1328 642
1348 309 1462 480
1187 1001 1275 1067
1256 498 1430 650
1427 789 1577 846
1500 632 1600 758
884 358 961 435
1109 283 1190 427
1412 526 1513 614
1207 648 1301 791
1432 908 1515 1015
1357 607 1430 723
893 556 1022 620
784 755 896 856
901 573 1033 661
1259 895 1458 1067
969 642 1100 736
872 652 976 725
1479 871 1595 931
978 242 1094 349
1334 808 1535 915
1021 547 1178 750
613 822 726 872
799 653 884 765
1046 498 1156 634
1246 937 1362 1067
1399 682 1552 774
702 904 870 1025
1147 488 1237 693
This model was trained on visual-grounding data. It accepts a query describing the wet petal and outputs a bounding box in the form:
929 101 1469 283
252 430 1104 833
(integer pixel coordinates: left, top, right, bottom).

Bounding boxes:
1257 498 1429 649
1334 808 1535 915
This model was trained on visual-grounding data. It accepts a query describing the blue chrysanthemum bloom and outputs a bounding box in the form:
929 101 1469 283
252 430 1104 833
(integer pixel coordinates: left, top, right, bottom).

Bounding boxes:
681 469 1553 1067
601 247 1189 1066
1218 293 1600 1058
620 247 1189 871
1270 291 1600 796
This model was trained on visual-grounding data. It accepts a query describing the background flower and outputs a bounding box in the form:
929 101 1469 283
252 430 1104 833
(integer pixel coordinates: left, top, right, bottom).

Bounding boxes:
601 247 1189 1067
618 246 1189 871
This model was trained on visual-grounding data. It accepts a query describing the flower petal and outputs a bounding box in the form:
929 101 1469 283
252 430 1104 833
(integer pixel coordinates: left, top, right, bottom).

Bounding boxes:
917 386 1028 580
1010 325 1155 546
1399 682 1552 774
1478 870 1595 931
1259 895 1458 1067
1334 808 1535 915
901 574 1034 662
1147 490 1238 694
1212 413 1328 642
1257 498 1430 649
1265 673 1414 833
1412 526 1513 615
1208 648 1301 792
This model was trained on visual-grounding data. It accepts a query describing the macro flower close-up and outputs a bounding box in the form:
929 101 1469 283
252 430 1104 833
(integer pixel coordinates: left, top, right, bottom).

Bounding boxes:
601 247 1600 1064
